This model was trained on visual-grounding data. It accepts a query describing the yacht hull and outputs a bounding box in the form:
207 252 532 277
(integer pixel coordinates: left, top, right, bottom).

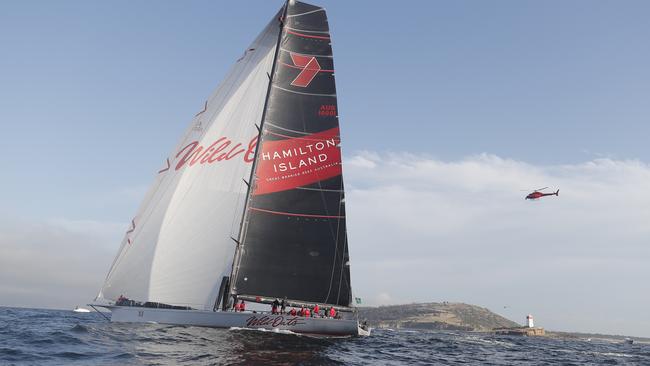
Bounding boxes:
99 305 362 337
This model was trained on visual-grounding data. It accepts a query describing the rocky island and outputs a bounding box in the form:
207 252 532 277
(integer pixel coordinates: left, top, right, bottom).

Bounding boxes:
358 302 519 331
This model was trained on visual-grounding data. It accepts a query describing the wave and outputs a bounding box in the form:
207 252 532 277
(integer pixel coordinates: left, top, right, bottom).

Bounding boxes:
228 326 300 336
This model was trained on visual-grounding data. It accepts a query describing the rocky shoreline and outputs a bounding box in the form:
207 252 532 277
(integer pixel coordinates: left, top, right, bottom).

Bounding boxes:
358 302 519 331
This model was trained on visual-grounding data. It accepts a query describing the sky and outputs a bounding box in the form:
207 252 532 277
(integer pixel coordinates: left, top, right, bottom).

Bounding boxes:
1 1 649 337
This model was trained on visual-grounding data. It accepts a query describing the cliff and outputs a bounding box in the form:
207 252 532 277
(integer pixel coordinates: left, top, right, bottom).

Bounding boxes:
358 302 519 331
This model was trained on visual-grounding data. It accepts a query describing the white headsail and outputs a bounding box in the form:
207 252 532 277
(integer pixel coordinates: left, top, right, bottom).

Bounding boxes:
98 13 281 310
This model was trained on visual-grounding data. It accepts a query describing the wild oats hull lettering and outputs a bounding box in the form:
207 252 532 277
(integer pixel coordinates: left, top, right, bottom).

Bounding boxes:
245 315 305 327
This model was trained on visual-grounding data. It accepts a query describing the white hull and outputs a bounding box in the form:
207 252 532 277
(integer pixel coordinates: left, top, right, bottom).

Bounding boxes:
100 306 363 337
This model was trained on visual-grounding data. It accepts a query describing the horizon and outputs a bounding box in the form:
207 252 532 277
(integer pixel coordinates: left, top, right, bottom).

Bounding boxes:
1 1 649 338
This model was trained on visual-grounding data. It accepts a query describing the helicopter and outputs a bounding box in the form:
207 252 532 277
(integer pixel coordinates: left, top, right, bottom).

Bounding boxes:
524 187 559 200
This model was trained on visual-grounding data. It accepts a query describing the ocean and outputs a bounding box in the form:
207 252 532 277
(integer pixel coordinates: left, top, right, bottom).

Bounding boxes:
1 307 647 365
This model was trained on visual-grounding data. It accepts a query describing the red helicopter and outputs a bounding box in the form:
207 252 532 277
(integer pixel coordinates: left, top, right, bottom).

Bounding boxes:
524 187 559 200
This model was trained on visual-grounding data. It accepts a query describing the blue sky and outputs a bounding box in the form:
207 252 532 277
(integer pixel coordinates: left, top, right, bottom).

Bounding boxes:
2 1 649 220
1 1 649 337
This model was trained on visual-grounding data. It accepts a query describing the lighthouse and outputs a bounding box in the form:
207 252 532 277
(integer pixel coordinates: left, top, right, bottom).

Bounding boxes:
526 314 534 328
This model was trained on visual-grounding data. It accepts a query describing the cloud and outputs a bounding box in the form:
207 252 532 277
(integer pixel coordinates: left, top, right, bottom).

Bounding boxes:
0 218 123 310
374 292 393 306
345 152 650 337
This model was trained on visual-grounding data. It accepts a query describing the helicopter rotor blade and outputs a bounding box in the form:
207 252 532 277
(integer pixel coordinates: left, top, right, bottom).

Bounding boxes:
536 187 548 192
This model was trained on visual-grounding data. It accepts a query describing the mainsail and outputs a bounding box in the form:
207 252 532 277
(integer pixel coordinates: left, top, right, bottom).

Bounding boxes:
98 11 282 310
231 1 352 307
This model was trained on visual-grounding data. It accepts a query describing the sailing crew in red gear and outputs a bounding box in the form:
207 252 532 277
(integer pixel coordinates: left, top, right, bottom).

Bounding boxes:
329 307 336 318
117 294 127 306
271 298 280 314
313 304 320 317
290 308 297 316
304 307 310 317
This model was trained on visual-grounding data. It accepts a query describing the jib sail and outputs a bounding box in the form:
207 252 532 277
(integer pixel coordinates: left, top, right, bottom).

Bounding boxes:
97 11 282 310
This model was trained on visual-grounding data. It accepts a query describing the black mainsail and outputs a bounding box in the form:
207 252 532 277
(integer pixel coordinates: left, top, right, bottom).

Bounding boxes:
231 1 352 308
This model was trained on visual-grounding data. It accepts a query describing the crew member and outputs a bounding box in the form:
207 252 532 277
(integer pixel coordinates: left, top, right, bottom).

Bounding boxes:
271 298 280 314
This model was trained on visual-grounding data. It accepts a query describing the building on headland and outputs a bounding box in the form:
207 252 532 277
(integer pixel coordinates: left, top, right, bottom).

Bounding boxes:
494 327 546 336
493 314 545 337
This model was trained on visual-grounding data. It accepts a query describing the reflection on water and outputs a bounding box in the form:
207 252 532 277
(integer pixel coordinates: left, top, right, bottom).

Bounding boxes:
120 324 340 365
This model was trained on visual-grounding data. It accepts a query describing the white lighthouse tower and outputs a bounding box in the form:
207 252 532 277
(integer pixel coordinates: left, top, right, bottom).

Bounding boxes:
526 314 534 328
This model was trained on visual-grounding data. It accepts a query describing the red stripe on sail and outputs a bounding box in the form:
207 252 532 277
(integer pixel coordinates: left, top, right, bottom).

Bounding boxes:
265 130 339 141
249 207 344 219
280 61 334 73
285 29 330 40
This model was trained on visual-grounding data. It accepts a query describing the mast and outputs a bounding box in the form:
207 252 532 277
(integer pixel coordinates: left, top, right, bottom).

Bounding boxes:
227 0 289 302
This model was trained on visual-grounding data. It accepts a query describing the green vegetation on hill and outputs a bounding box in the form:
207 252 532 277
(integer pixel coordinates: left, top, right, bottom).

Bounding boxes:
358 302 519 331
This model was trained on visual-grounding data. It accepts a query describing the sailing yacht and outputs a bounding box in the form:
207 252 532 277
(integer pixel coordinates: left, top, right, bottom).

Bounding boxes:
92 0 368 337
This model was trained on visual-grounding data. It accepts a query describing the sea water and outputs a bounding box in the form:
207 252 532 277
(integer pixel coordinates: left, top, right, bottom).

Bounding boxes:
1 307 648 365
